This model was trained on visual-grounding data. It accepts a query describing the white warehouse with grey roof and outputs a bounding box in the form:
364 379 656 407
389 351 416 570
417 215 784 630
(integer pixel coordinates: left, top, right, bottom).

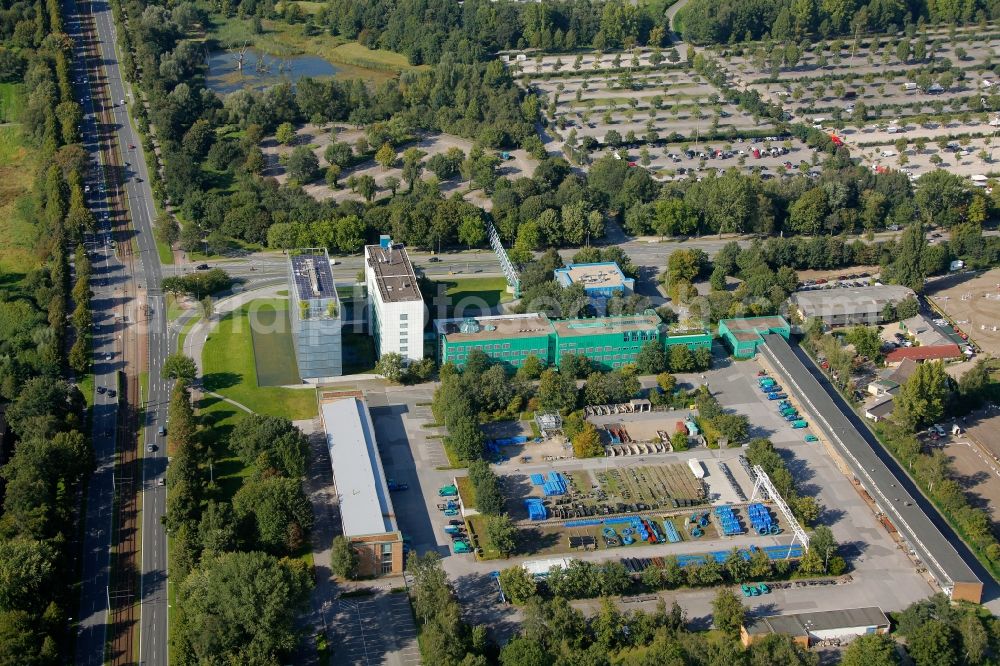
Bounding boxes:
320 393 403 576
790 284 915 327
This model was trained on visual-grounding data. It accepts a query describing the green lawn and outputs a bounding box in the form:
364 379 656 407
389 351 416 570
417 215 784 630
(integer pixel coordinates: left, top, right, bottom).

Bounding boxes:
248 303 301 386
156 236 174 265
0 121 39 284
176 313 201 353
466 514 502 560
78 372 95 408
201 299 317 420
429 277 512 317
328 42 417 72
166 294 184 322
0 82 21 123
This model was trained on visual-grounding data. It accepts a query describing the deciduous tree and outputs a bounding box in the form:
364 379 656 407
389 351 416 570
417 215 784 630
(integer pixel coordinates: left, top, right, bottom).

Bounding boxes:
330 535 358 579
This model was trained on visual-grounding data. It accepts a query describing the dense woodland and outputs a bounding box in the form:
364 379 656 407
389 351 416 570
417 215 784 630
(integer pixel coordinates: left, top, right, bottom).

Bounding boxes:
265 0 673 62
162 361 315 664
0 0 96 661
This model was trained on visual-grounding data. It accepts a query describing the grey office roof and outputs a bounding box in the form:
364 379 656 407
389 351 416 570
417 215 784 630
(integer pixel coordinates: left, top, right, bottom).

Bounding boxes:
366 244 422 303
321 397 397 537
745 606 890 637
791 285 914 315
436 313 553 342
291 253 336 299
551 312 661 338
721 316 789 332
760 334 981 594
555 262 630 289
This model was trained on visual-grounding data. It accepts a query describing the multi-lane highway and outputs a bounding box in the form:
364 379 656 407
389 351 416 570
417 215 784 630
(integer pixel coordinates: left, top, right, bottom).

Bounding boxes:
70 0 172 663
69 0 123 661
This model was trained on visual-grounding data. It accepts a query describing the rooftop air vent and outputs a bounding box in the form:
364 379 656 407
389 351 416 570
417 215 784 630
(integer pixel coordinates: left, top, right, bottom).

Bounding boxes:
459 318 481 334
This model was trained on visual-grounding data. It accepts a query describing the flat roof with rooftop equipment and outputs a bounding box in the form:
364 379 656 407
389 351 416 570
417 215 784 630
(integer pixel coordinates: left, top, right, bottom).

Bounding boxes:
290 253 336 300
554 262 634 293
551 312 661 338
435 313 554 342
365 238 422 304
759 334 983 603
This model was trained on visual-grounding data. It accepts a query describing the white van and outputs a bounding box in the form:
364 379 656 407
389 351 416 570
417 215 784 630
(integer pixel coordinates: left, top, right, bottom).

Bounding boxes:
904 82 918 91
887 125 900 134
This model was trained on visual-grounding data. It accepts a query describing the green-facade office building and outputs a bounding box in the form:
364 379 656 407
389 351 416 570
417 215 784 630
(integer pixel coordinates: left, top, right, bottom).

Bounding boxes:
435 311 712 371
718 316 791 358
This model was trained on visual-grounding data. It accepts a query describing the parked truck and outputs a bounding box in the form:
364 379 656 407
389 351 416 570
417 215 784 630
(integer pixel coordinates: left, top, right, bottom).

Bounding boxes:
688 458 706 479
767 392 789 400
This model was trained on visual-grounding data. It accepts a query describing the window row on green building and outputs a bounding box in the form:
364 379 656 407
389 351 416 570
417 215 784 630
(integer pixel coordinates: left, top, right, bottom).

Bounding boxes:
440 332 712 371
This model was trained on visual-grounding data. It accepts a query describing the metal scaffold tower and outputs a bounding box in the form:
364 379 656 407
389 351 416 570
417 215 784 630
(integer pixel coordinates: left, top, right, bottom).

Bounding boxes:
487 220 521 298
750 464 810 555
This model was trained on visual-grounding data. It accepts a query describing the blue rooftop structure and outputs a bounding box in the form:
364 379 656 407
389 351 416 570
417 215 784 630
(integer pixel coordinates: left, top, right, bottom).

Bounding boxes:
554 262 635 313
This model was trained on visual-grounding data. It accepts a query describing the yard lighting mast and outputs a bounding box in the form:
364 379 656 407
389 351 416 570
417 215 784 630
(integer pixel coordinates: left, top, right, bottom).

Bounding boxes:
749 464 810 556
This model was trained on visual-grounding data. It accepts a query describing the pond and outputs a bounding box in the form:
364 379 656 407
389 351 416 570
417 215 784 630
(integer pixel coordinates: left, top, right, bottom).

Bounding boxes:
206 48 340 94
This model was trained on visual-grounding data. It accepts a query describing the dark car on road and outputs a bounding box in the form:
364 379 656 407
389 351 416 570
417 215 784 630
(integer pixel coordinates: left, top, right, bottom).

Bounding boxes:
196 264 210 270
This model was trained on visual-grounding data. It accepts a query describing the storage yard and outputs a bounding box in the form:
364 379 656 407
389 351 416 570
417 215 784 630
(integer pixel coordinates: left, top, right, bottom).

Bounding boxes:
481 455 792 558
368 332 984 614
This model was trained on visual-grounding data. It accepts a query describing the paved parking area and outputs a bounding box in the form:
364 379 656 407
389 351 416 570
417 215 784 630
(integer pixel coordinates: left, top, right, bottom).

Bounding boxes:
330 592 421 666
698 355 807 447
365 386 456 557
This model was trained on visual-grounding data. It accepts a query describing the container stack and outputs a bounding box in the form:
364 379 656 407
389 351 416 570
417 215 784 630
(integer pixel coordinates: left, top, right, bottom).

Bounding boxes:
713 505 744 536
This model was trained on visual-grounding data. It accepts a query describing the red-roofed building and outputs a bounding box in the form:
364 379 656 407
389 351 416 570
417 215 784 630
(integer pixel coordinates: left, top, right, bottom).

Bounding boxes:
885 344 962 364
